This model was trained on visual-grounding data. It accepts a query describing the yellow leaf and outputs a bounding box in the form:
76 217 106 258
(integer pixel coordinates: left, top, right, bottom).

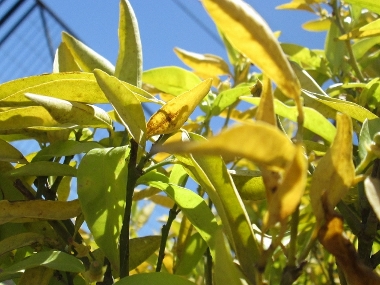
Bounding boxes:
156 123 296 172
255 76 276 126
338 29 380 40
53 42 81 73
146 78 212 137
263 144 307 229
310 113 355 226
276 1 314 13
302 18 331 32
174 47 230 77
202 0 301 100
0 199 81 224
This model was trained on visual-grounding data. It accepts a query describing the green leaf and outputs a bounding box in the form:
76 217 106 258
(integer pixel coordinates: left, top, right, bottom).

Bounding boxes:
0 250 84 281
241 96 336 143
77 146 130 273
114 272 195 285
0 233 44 257
325 21 346 73
142 66 201 96
5 161 76 177
115 0 142 87
53 42 81 73
359 118 380 160
352 37 380 60
229 170 266 200
25 93 113 129
343 0 380 14
138 171 219 258
33 141 103 162
0 138 28 163
94 69 146 145
210 83 251 116
174 232 208 275
62 32 115 74
129 236 161 270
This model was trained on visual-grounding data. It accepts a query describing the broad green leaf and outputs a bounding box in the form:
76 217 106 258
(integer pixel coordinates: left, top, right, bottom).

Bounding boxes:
129 236 161 270
0 199 81 224
114 272 195 285
143 66 201 96
5 161 76 177
174 47 230 77
358 79 380 110
0 250 84 280
94 69 146 145
281 43 326 72
62 32 115 74
263 144 307 229
174 232 208 275
365 177 380 221
345 0 380 14
53 42 81 73
202 0 301 100
137 171 219 258
25 93 113 129
0 138 27 163
310 113 355 226
0 233 44 256
242 97 336 143
302 18 331 32
210 83 252 116
18 266 53 285
115 0 142 87
32 141 103 162
157 124 296 171
325 21 346 73
77 146 130 273
359 118 380 160
229 170 266 200
352 37 380 60
146 79 212 137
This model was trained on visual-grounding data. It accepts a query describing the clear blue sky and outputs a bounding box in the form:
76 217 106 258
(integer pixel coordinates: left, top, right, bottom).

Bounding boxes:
46 0 326 72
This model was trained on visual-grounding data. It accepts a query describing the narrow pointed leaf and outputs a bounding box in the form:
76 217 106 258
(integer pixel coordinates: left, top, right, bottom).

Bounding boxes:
255 76 276 126
94 69 146 145
62 32 114 74
129 236 161 270
5 161 76 177
146 79 212 137
25 93 112 129
0 199 81 224
115 0 142 87
302 18 331 31
343 0 380 15
0 233 44 256
0 138 28 163
77 146 130 272
202 0 300 100
53 42 81 73
143 66 201 96
310 113 355 225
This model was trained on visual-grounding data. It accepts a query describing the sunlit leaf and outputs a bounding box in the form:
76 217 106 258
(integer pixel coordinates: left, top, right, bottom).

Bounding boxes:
114 272 195 285
25 93 112 129
77 146 129 273
302 18 331 32
229 170 266 200
146 79 212 137
263 144 307 229
276 1 314 12
115 0 142 87
0 138 28 163
338 29 380 40
352 37 380 60
0 199 81 224
62 32 115 74
5 161 76 177
143 66 201 96
358 118 380 160
129 236 161 270
242 97 336 143
174 47 230 77
343 0 380 14
53 42 81 73
202 0 301 100
255 76 276 126
325 21 346 73
0 233 44 256
364 176 380 221
310 113 355 225
94 69 146 145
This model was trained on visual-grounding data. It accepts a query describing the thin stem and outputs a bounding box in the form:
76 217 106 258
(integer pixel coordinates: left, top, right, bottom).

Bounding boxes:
288 207 299 267
156 204 179 272
120 139 140 278
204 247 213 285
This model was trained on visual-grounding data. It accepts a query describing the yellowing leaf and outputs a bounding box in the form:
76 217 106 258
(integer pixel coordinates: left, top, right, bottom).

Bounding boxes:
115 0 142 87
263 144 307 230
94 69 146 145
62 32 115 74
310 113 355 225
342 0 380 15
276 1 314 13
0 138 28 163
25 93 112 129
202 0 301 100
338 29 380 40
146 79 212 137
0 199 81 224
156 123 296 172
174 47 230 77
18 266 54 285
255 76 276 126
302 18 331 32
53 42 81 73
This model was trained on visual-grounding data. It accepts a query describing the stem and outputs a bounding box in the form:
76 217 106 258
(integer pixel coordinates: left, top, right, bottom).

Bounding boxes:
288 207 299 267
119 139 140 278
204 247 213 285
156 204 179 272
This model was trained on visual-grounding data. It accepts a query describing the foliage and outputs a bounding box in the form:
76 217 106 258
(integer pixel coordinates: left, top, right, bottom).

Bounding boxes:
2 0 380 284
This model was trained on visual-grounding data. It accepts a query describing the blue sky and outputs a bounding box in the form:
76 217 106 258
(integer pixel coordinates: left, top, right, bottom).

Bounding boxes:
46 0 326 72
